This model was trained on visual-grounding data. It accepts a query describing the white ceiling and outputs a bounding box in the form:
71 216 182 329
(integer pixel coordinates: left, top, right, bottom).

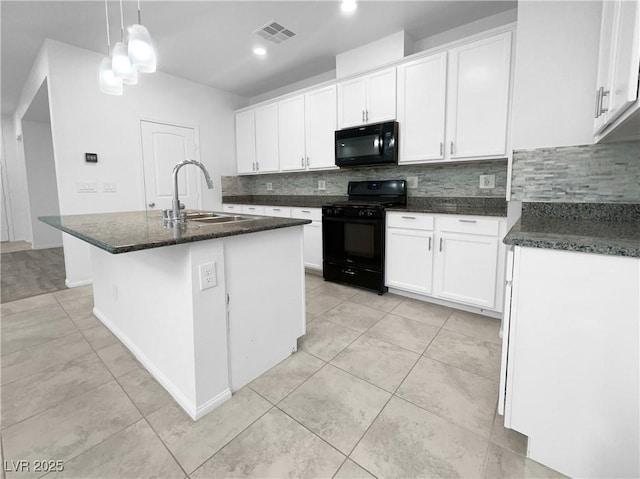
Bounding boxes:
1 1 516 116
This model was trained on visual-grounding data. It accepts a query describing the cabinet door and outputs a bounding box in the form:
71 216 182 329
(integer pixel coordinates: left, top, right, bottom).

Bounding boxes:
366 67 397 124
447 32 511 159
235 110 256 174
607 0 640 124
386 228 434 294
278 96 307 172
594 1 618 133
254 103 279 173
433 232 498 308
303 222 323 270
305 86 338 170
338 77 367 128
397 54 447 163
241 205 265 216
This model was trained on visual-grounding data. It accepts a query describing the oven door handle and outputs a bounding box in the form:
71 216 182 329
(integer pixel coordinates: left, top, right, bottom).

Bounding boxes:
322 216 381 225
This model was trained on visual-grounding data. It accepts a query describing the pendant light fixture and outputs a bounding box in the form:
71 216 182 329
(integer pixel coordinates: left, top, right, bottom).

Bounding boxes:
112 0 138 85
99 0 123 95
128 0 157 73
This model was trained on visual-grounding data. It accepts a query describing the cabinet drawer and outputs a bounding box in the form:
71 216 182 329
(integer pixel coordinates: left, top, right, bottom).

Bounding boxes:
291 207 322 222
437 216 500 236
241 205 266 216
387 212 434 230
264 206 291 218
223 204 242 213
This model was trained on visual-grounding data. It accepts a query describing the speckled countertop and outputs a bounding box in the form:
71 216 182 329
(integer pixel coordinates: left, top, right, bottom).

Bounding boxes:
39 211 311 254
223 195 508 217
504 203 640 257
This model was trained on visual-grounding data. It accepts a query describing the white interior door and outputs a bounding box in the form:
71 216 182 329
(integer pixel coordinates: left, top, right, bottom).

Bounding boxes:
141 121 199 212
1 162 10 241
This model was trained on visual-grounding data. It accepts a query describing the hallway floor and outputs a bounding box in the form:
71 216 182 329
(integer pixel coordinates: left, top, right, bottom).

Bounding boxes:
0 273 565 478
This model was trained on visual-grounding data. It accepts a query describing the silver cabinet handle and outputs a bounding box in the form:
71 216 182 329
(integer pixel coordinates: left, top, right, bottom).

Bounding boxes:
252 162 256 172
365 110 369 122
439 142 443 156
439 238 443 252
273 208 280 211
450 141 455 155
401 216 416 220
343 269 356 276
256 162 259 171
428 237 432 251
362 110 365 123
301 210 311 213
306 157 310 167
600 88 610 115
148 202 155 207
459 219 477 223
595 88 602 119
301 157 304 167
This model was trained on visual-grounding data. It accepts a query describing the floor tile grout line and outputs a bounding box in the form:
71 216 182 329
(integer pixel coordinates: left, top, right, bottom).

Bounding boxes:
188 404 277 477
0 435 6 479
421 351 501 383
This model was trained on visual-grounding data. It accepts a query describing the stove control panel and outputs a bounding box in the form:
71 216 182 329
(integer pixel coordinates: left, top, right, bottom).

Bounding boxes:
322 205 385 219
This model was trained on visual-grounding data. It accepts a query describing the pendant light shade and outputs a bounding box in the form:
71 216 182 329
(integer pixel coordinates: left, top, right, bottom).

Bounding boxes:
112 41 138 84
99 57 123 95
128 24 157 73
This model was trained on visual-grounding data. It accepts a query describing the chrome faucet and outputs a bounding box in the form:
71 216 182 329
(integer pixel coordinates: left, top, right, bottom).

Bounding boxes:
169 159 214 222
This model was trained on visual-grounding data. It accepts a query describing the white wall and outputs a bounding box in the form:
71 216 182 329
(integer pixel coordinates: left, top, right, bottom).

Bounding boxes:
22 119 62 248
11 39 246 285
511 1 601 149
1 116 29 241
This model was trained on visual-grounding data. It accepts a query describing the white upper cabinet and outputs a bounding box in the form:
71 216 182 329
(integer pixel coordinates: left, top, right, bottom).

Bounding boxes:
594 0 640 134
397 53 447 163
446 31 512 160
338 67 396 128
305 85 338 170
235 109 256 175
279 95 307 172
254 103 279 173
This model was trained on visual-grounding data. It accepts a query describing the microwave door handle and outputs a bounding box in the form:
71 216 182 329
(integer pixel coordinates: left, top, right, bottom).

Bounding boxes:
378 133 384 155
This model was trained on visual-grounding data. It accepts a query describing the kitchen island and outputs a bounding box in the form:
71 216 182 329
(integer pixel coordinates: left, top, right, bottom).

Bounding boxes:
40 210 311 420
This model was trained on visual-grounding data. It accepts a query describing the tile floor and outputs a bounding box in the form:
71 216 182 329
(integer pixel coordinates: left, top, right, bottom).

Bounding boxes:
0 274 565 478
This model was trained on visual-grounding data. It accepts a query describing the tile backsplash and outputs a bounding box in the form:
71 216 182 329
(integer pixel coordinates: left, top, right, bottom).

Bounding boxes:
222 160 508 198
510 141 640 203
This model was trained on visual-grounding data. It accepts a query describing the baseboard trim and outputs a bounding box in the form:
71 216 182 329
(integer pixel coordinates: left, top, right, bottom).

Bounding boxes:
32 243 63 250
93 306 230 420
387 287 502 319
65 278 93 288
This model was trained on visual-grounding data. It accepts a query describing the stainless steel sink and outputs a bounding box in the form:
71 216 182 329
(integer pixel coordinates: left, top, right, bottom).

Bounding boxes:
189 215 253 224
184 212 225 220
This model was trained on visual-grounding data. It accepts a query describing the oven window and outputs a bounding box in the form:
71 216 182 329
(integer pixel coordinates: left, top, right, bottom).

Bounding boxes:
344 223 375 258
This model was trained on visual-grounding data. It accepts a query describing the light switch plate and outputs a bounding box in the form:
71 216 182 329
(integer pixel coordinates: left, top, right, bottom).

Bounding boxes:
266 182 273 191
77 182 97 193
103 182 117 193
318 180 326 191
407 177 418 189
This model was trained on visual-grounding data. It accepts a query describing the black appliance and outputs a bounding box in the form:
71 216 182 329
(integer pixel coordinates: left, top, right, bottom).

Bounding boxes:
335 121 398 167
322 179 407 294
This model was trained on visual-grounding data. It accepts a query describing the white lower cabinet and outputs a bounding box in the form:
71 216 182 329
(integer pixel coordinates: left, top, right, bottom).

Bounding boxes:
386 211 506 313
223 204 322 271
291 208 322 271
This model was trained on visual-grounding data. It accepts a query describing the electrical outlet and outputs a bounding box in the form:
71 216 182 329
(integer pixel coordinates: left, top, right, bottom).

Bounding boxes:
77 182 97 193
479 175 495 189
103 182 117 193
407 177 418 189
266 182 273 191
318 180 326 191
199 262 217 291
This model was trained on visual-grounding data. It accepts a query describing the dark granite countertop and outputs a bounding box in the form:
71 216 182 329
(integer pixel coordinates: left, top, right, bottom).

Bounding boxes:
39 210 311 254
503 203 640 257
223 195 508 217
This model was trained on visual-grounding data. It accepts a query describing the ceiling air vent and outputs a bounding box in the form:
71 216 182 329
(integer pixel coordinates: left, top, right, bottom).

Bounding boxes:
254 20 296 45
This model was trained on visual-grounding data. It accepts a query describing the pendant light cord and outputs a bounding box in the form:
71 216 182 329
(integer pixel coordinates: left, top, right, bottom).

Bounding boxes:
119 0 125 41
104 0 111 55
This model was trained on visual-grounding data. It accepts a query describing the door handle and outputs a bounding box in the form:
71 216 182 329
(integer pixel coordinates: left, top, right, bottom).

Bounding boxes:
450 141 455 155
428 237 432 251
148 202 155 208
439 238 443 252
439 142 443 156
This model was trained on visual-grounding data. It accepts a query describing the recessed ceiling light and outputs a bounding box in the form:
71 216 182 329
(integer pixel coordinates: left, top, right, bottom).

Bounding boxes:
341 0 357 13
253 47 267 56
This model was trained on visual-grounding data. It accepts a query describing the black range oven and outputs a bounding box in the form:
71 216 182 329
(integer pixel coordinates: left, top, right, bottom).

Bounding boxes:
322 180 407 294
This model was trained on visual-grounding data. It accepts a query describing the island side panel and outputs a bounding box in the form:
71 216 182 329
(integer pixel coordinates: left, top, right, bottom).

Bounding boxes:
223 225 306 391
90 240 230 419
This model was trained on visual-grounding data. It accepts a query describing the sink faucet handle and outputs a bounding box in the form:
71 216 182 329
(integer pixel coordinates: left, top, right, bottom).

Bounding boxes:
179 202 185 210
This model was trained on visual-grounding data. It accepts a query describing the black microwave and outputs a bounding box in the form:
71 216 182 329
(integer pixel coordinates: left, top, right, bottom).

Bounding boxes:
335 121 398 167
